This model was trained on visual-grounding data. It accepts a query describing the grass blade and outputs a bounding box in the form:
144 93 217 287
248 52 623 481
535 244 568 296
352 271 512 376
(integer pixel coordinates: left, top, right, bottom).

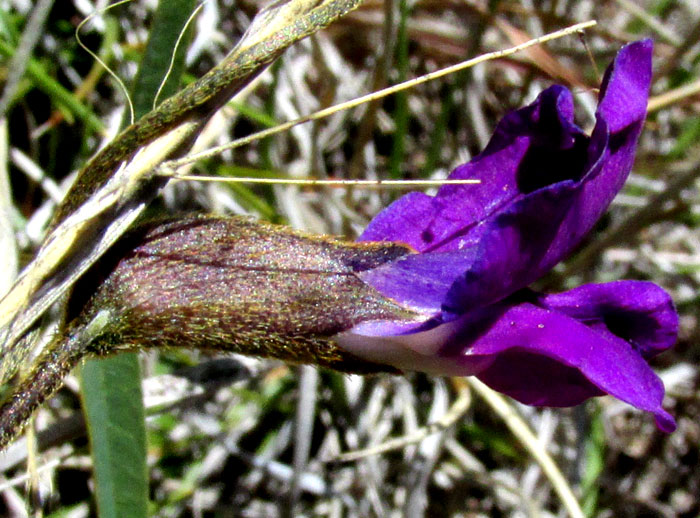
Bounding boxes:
80 354 148 518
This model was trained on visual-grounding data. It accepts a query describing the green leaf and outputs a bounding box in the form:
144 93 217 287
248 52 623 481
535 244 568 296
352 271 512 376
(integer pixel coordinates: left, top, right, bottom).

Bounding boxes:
670 115 700 158
0 39 104 133
126 0 197 123
80 354 148 518
581 408 605 517
80 1 196 517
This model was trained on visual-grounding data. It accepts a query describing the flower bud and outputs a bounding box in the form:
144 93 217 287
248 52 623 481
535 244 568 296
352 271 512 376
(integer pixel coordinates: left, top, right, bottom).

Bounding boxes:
69 215 421 374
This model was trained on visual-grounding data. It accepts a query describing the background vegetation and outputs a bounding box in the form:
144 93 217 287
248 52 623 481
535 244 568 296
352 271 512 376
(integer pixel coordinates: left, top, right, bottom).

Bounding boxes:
0 0 698 516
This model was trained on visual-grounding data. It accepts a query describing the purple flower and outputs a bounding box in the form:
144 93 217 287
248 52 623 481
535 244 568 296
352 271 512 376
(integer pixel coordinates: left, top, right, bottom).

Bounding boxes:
0 42 675 453
336 40 678 432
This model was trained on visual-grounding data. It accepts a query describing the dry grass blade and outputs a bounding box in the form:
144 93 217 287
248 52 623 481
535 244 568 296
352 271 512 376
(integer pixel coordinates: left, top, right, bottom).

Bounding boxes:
171 175 481 187
163 20 597 169
0 120 17 297
335 379 471 462
648 78 700 113
468 378 585 518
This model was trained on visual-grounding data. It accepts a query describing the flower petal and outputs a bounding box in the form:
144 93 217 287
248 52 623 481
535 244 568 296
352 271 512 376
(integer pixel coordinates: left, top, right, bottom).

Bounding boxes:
359 85 585 253
442 181 579 312
445 41 653 311
598 39 654 133
361 41 653 314
464 301 675 432
337 280 677 432
538 280 678 358
357 249 478 314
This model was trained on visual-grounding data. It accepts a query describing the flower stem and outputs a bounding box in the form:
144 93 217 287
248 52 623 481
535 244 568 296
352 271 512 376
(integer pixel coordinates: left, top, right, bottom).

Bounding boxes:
0 332 87 450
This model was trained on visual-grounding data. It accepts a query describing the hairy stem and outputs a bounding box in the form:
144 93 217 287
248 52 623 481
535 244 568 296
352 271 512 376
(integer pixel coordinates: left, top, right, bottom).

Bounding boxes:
0 332 87 450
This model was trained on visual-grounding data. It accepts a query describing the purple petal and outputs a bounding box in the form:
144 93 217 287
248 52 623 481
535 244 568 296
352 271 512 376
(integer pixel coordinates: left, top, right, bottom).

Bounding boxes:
442 182 578 312
552 39 654 251
445 40 653 311
337 279 677 432
598 39 654 133
360 41 653 313
345 41 675 431
360 86 585 253
357 249 478 315
464 301 675 432
539 280 678 358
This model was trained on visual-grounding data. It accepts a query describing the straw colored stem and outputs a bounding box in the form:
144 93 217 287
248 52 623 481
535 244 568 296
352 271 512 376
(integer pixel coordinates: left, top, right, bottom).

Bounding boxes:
467 378 585 518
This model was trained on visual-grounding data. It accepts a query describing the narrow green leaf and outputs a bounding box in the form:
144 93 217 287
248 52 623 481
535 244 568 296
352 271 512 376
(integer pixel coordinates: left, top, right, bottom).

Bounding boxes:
230 99 280 128
80 1 196 517
0 39 104 133
423 81 455 175
670 115 700 158
79 354 148 518
126 0 197 123
581 409 605 517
